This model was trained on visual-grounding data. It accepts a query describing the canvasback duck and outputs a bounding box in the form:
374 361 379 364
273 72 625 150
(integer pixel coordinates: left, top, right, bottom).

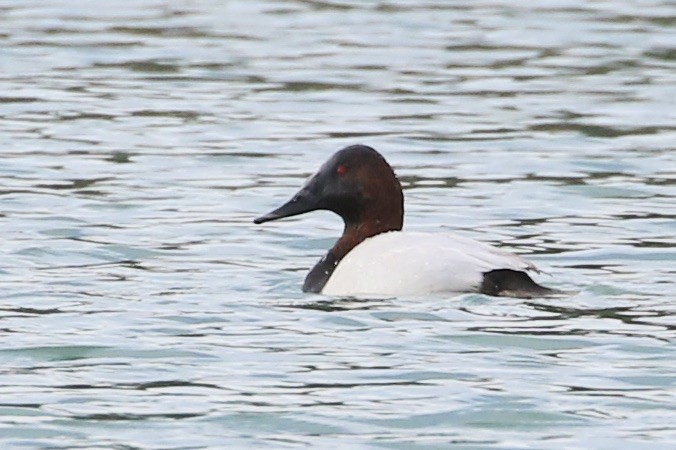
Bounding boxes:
254 145 558 297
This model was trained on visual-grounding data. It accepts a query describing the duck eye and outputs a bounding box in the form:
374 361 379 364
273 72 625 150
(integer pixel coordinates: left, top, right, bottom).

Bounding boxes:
336 165 347 175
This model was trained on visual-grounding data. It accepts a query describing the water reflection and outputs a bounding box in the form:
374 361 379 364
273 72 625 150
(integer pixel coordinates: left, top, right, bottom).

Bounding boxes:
282 297 392 312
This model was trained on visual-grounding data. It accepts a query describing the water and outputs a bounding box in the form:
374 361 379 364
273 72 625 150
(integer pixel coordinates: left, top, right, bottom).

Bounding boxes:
1 0 674 448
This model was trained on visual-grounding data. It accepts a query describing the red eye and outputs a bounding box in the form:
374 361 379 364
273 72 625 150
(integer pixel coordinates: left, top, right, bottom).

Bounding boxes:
336 165 347 175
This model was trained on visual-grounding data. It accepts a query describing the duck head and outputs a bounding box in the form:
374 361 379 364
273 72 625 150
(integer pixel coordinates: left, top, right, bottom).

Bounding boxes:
254 145 403 234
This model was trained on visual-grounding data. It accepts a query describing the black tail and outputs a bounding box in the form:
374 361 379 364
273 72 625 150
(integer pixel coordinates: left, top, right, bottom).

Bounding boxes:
480 269 560 298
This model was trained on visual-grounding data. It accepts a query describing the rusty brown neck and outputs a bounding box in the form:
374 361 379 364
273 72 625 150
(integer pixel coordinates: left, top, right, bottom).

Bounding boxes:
330 200 404 262
302 207 403 294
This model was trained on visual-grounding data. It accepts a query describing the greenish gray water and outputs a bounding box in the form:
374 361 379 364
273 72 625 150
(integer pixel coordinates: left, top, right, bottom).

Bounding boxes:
1 0 674 449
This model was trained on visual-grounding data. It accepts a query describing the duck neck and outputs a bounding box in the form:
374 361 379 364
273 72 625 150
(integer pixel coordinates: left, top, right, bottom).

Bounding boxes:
302 199 403 294
331 212 403 262
329 196 404 262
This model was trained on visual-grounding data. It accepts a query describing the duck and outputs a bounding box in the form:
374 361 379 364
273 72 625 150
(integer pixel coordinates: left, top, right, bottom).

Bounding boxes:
254 144 558 297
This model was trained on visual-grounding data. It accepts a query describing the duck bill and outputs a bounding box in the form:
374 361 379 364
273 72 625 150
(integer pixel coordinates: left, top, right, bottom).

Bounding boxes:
253 191 319 224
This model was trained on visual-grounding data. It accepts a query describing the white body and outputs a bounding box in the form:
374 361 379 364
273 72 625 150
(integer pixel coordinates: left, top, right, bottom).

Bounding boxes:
321 231 538 296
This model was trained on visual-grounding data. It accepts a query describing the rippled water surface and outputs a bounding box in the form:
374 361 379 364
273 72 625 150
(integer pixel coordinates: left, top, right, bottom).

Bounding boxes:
1 0 675 448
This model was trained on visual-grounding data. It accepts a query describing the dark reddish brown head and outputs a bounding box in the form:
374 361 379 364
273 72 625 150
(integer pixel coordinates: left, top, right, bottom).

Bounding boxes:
254 145 404 235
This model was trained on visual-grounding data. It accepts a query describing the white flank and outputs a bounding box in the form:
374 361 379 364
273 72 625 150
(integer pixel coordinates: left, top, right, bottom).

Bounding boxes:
321 231 538 296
